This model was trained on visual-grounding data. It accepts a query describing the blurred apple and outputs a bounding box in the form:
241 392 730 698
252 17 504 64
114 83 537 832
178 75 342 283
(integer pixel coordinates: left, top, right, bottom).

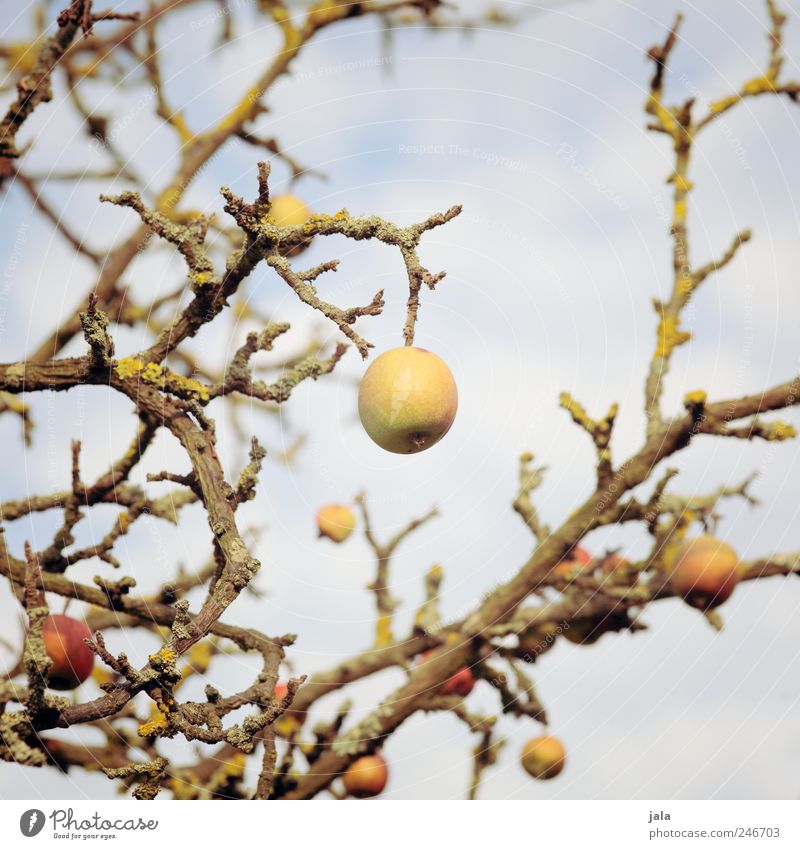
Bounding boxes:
42 614 94 690
521 735 566 780
553 545 593 578
669 535 739 610
421 650 475 697
316 504 357 543
342 753 388 798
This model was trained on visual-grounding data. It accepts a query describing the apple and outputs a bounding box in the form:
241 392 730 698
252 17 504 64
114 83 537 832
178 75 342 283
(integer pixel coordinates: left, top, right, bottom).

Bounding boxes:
42 614 94 690
521 735 566 780
569 546 593 566
440 666 475 697
268 194 311 227
316 504 357 543
420 650 475 697
553 545 593 578
342 753 388 798
358 347 458 454
669 535 739 610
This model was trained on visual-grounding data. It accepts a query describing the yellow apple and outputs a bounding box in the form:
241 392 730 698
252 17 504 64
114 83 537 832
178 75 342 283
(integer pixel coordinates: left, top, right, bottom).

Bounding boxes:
521 735 566 780
316 504 357 543
269 194 310 227
358 347 458 454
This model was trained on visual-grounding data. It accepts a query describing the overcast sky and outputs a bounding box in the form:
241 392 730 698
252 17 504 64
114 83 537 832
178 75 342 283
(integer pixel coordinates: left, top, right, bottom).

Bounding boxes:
1 0 800 800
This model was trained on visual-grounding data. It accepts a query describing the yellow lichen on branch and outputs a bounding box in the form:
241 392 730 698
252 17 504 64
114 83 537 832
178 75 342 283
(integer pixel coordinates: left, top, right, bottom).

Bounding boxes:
302 209 351 233
115 357 145 379
709 94 740 114
743 74 777 94
376 613 394 648
765 420 797 441
646 94 677 133
655 315 691 359
558 392 592 430
114 358 210 402
138 700 174 738
683 389 707 406
149 647 177 665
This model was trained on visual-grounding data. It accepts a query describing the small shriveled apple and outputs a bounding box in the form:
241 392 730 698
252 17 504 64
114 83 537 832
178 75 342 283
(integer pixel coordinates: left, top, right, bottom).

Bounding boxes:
553 545 593 578
342 753 388 798
521 735 566 780
269 194 311 227
443 669 474 696
420 650 475 697
669 535 739 610
42 614 94 690
570 546 593 566
316 504 357 543
358 347 458 454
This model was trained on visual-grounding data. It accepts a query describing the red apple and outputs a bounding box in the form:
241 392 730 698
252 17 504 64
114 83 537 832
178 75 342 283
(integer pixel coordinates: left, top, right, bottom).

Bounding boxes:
342 753 388 798
440 666 475 697
553 546 593 578
421 650 475 697
570 546 593 566
42 614 94 690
